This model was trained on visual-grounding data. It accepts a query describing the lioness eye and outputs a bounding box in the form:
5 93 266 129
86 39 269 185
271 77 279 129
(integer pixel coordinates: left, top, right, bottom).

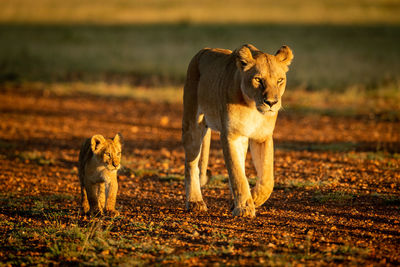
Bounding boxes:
277 78 284 84
254 77 262 83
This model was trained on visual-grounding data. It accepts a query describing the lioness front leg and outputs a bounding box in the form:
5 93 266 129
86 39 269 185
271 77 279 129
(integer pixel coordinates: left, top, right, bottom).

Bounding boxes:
250 137 274 207
221 134 255 217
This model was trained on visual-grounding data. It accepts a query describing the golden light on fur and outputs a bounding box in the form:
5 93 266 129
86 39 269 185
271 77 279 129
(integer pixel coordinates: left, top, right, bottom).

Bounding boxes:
182 44 293 217
78 133 123 217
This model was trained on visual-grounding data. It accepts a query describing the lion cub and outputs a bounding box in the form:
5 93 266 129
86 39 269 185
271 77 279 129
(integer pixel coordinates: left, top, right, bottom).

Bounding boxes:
78 134 122 217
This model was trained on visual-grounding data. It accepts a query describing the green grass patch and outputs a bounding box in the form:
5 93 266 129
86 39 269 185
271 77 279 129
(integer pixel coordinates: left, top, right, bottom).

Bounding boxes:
0 193 75 216
132 168 160 178
347 152 400 161
207 175 229 188
119 165 160 178
158 175 185 183
276 179 330 190
16 150 56 166
2 215 153 266
0 24 399 91
312 191 355 205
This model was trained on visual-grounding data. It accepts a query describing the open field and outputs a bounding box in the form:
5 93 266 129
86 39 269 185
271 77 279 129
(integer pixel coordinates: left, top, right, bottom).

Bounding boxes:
0 85 399 265
1 0 400 265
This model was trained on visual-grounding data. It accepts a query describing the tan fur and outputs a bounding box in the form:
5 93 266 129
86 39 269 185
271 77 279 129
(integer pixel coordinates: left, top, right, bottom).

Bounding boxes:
182 44 293 217
78 133 122 217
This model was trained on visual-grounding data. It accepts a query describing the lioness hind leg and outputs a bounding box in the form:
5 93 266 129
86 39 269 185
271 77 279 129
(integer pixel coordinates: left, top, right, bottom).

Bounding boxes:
182 53 208 212
249 137 274 207
182 116 208 212
199 128 211 187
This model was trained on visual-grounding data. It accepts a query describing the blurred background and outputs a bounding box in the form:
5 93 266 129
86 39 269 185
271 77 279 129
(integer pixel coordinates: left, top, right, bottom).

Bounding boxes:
0 0 399 109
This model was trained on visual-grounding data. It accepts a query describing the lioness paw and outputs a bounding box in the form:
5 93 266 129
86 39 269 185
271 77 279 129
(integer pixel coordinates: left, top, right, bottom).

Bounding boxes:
186 201 208 212
232 198 256 217
232 206 256 218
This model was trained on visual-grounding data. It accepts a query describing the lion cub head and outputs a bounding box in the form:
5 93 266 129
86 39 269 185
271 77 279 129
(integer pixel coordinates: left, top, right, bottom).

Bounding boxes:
235 44 293 114
91 134 122 171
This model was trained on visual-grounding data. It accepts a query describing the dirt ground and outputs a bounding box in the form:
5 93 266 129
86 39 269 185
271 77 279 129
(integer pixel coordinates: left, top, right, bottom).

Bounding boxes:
0 87 399 265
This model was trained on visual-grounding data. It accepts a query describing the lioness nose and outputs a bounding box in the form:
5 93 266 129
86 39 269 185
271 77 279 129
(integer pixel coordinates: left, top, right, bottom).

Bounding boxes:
264 99 278 107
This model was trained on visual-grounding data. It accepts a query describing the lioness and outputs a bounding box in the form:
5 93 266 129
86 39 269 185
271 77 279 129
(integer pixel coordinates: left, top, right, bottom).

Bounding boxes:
182 44 293 217
78 134 122 217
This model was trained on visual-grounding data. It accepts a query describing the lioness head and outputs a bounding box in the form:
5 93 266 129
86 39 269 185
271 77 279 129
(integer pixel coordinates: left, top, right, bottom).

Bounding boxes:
235 44 293 114
91 134 122 171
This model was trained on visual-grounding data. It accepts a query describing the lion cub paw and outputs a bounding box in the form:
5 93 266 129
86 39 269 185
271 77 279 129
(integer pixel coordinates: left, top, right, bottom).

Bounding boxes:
106 210 120 218
186 201 208 212
89 209 104 217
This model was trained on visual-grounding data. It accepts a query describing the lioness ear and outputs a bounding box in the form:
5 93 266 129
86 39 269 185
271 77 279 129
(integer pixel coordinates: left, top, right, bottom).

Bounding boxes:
91 134 105 154
235 45 255 71
275 45 293 67
113 133 123 148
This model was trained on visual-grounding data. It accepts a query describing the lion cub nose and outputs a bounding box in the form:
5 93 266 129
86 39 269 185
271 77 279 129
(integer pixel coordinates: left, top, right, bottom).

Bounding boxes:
263 99 278 107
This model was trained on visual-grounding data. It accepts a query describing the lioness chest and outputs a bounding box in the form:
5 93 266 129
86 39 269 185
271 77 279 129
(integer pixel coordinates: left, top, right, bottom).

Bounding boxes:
200 103 277 142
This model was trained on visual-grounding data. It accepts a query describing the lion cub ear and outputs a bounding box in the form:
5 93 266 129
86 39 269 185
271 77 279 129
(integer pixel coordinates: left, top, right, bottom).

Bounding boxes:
275 45 293 69
113 133 123 149
235 44 255 71
91 134 106 154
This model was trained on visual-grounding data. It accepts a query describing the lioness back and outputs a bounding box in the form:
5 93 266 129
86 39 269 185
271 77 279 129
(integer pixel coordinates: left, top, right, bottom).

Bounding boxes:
78 133 122 217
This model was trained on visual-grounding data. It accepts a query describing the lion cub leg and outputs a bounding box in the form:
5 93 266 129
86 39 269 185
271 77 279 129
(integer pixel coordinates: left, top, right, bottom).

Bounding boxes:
221 135 255 218
81 186 90 214
105 176 120 217
182 118 208 212
85 183 103 216
249 137 275 207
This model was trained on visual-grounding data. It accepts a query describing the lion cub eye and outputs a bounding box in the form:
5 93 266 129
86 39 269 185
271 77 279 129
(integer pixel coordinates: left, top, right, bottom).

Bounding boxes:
277 78 284 84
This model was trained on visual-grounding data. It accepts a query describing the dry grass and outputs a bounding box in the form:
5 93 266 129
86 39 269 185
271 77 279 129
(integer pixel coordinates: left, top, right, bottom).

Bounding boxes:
1 0 400 25
9 81 400 117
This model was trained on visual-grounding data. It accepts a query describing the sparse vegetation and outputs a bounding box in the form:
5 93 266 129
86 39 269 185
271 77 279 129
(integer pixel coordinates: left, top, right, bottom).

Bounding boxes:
16 150 56 166
276 179 330 190
312 191 355 205
0 1 399 266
